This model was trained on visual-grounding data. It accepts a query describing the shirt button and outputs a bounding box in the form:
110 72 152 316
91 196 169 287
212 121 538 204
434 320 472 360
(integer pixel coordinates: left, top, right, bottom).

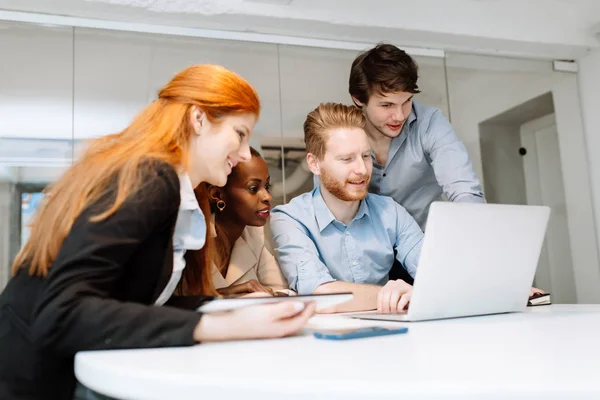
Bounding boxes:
383 173 387 177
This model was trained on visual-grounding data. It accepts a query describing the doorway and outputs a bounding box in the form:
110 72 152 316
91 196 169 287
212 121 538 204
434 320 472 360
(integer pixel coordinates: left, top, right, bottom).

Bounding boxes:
479 93 577 303
520 114 576 303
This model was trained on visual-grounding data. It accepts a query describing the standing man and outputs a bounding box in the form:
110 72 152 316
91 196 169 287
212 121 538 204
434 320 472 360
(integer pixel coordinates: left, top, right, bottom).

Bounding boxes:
348 46 544 297
349 43 484 229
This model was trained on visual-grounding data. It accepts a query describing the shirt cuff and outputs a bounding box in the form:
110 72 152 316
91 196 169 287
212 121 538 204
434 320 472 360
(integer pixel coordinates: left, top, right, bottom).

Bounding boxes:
454 193 485 203
297 274 336 295
275 289 297 296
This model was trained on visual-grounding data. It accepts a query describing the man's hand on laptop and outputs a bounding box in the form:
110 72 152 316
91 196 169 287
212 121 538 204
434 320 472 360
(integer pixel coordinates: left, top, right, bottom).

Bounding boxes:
377 280 412 313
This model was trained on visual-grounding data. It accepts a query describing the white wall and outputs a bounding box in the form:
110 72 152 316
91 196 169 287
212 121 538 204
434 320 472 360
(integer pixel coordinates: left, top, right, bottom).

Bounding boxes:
78 0 600 50
446 53 576 189
576 50 600 302
0 23 73 139
1 0 598 60
72 29 284 142
578 50 600 238
552 75 600 303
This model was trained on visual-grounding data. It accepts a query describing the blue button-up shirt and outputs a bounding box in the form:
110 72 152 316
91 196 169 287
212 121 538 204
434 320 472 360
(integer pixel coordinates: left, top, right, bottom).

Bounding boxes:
370 100 484 228
270 187 424 295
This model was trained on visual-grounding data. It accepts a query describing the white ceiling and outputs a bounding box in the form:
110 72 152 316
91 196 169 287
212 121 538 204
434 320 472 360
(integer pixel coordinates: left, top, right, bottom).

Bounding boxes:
0 0 599 59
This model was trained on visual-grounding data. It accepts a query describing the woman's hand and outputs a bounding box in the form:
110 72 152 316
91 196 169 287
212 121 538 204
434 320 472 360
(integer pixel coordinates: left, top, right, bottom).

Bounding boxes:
217 279 276 297
193 301 316 342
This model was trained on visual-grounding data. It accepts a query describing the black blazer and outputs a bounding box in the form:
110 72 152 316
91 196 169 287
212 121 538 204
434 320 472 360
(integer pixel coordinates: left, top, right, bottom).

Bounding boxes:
0 161 213 400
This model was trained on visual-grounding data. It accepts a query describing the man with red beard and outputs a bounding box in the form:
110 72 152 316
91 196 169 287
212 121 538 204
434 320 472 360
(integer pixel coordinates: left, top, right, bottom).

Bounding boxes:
270 103 423 313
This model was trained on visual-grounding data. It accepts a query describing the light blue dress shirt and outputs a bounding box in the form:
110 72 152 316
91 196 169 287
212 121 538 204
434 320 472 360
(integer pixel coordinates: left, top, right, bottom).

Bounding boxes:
370 100 485 228
154 173 206 306
270 187 424 295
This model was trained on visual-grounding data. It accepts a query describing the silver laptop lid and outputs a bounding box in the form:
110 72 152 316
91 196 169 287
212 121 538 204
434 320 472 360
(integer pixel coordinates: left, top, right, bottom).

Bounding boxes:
406 202 550 321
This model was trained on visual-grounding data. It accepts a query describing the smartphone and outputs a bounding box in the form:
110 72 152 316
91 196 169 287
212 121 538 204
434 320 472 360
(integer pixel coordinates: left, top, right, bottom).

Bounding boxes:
313 326 408 340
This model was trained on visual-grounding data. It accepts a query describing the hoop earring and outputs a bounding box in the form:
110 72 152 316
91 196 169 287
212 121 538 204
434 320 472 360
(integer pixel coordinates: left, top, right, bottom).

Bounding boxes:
216 200 226 212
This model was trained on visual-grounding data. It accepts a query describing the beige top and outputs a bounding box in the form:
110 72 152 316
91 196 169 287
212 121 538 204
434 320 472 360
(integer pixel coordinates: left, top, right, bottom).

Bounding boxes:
211 225 293 294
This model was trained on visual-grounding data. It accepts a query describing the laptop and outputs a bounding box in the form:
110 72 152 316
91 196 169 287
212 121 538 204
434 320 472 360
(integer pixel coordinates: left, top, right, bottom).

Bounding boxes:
348 201 550 322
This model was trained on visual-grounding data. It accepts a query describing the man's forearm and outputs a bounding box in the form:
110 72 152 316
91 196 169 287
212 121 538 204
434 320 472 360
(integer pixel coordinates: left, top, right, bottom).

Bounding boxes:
313 281 380 313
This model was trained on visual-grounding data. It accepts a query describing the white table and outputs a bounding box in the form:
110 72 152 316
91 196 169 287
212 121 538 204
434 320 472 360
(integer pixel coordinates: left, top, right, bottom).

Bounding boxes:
75 305 600 399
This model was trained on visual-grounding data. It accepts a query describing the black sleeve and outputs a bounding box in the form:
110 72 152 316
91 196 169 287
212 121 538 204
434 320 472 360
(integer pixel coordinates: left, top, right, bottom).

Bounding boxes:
31 162 202 356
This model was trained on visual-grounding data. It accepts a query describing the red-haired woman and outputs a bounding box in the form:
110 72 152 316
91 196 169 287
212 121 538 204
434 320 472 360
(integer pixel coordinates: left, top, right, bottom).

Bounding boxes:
0 64 315 400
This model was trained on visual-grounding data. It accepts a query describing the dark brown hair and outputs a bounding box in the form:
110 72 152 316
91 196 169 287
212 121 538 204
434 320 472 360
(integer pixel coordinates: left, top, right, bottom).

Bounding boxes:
304 103 366 160
349 43 420 105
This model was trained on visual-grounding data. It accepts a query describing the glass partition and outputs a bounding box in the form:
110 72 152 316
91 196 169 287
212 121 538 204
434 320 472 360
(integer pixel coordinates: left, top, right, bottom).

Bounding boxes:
0 21 74 288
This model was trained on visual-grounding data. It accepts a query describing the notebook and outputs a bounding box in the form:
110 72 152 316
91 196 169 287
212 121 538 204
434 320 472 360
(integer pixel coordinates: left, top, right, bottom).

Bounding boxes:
528 292 551 306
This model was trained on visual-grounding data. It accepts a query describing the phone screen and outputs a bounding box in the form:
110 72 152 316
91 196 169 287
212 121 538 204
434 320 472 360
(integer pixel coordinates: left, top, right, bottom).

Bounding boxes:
313 326 408 340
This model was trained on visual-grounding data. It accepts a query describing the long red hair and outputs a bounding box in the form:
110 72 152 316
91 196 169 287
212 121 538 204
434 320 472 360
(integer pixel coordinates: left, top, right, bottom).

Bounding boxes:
12 64 260 297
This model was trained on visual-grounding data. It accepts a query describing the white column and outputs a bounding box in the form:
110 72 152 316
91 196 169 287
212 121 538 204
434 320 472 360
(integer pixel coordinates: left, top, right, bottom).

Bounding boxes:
575 50 600 302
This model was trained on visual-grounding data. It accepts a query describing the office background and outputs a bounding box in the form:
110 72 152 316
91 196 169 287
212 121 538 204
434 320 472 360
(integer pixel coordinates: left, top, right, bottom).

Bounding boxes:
2 0 600 305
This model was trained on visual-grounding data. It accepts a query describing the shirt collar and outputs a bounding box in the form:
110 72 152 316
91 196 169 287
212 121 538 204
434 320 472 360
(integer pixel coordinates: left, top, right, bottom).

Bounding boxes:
354 197 370 220
407 101 418 126
313 187 336 232
312 186 370 232
178 173 201 211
